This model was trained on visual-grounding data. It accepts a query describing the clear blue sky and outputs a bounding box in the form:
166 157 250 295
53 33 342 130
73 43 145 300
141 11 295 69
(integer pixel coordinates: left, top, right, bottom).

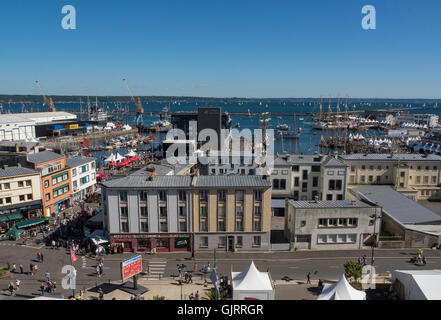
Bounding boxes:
1 0 440 98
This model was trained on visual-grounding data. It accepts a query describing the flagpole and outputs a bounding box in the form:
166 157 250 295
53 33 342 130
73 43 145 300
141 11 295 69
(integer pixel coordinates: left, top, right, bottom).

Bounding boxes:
70 240 75 298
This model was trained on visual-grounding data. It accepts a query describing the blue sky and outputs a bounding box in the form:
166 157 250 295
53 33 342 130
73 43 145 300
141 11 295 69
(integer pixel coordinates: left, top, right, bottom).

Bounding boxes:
0 0 440 98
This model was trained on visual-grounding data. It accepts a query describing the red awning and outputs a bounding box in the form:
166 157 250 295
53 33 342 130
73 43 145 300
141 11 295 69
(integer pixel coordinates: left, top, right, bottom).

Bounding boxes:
108 162 116 166
97 173 107 179
117 156 139 167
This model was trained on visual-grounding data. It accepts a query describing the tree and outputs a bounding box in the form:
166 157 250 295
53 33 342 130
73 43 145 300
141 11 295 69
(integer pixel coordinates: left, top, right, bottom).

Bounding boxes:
202 289 229 300
152 295 165 300
344 261 363 282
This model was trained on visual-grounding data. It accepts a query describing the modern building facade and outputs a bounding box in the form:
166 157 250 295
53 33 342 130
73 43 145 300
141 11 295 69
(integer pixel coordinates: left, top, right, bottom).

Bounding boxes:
101 171 193 253
192 175 272 252
0 115 36 142
66 157 97 201
26 151 72 217
0 166 42 221
285 199 382 250
339 153 441 200
271 154 348 202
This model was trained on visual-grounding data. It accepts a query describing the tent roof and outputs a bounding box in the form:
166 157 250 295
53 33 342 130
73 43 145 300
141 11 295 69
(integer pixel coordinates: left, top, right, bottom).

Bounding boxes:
104 154 115 162
231 261 273 291
318 274 366 300
392 270 441 300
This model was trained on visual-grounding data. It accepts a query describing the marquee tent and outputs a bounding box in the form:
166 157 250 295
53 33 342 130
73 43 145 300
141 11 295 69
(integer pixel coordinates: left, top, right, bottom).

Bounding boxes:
104 154 116 163
125 150 137 158
318 274 366 300
231 261 275 300
391 270 441 300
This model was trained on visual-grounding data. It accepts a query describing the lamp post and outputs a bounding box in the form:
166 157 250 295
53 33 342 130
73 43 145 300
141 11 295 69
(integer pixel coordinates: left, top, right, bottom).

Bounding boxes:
370 213 382 266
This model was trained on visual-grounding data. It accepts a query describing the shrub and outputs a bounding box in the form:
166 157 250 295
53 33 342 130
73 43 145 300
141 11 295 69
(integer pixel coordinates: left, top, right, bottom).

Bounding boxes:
344 260 363 282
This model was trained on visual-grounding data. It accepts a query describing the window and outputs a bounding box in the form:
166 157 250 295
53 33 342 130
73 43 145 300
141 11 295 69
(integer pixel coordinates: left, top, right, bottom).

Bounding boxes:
272 170 278 175
200 237 208 248
236 220 244 231
73 181 77 189
180 221 187 232
282 170 289 175
45 193 50 202
199 220 208 232
312 190 318 200
369 166 374 170
18 181 24 188
140 206 148 217
328 219 337 227
336 180 342 190
19 195 25 201
44 180 49 188
300 220 306 227
253 220 262 231
329 180 335 190
253 236 261 246
350 175 355 184
273 179 279 189
313 177 319 187
327 234 337 243
337 194 343 200
294 177 300 187
361 176 366 183
280 179 286 189
218 236 226 248
4 183 10 189
218 220 226 232
328 171 334 176
120 207 128 218
140 221 149 232
218 205 226 218
302 170 308 179
235 190 244 201
368 176 373 182
432 176 437 184
377 166 382 170
317 235 327 243
416 176 421 184
351 166 355 172
376 176 381 183
81 165 88 173
140 191 148 202
160 206 167 218
200 205 208 218
5 197 11 204
348 218 358 226
120 192 128 202
338 218 348 226
400 172 405 177
424 176 429 184
347 234 357 243
236 236 243 247
326 194 333 200
254 206 262 217
178 191 186 202
302 182 308 192
218 190 226 202
312 166 320 172
120 221 129 233
160 222 168 232
0 199 2 205
179 206 186 217
292 165 299 172
199 190 208 201
27 194 32 200
235 205 244 217
318 219 327 227
159 191 167 202
361 165 366 170
72 168 77 177
254 190 262 201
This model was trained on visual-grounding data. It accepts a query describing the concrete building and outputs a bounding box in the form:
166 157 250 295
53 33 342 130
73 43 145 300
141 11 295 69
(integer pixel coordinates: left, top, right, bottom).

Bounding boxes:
66 157 97 201
351 186 441 248
0 114 36 142
26 151 72 217
285 200 382 250
339 153 441 200
192 175 272 252
0 166 42 221
101 168 193 253
271 154 348 202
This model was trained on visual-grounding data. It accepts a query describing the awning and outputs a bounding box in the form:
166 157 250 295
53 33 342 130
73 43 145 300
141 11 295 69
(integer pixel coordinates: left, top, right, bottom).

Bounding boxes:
117 156 139 167
97 173 107 179
15 218 50 229
0 213 25 223
0 200 42 213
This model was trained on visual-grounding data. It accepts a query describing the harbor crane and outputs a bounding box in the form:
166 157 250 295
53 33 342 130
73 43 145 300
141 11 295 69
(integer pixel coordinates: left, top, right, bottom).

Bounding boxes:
35 80 56 112
122 78 144 126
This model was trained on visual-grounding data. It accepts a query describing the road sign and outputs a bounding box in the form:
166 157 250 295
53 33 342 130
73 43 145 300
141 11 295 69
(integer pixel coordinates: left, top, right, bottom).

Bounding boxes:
121 255 142 281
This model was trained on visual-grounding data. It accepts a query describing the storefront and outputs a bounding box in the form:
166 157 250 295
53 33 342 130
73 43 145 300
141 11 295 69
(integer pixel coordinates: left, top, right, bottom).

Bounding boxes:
110 233 192 253
0 200 42 221
54 197 71 215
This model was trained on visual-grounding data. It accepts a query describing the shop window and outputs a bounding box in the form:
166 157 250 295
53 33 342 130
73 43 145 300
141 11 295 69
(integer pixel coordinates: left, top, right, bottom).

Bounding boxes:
236 236 243 247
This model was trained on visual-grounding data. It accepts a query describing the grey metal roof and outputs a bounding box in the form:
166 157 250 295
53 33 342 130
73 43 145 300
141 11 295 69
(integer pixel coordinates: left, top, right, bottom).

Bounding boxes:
322 157 348 168
66 157 96 168
101 175 192 189
27 151 64 164
0 166 39 178
351 186 441 225
274 154 325 166
339 153 441 162
288 199 374 209
271 199 286 208
193 175 271 188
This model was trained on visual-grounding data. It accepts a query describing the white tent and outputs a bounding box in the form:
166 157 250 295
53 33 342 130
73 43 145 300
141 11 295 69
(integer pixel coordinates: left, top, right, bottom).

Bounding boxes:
318 274 366 300
104 153 115 162
391 270 441 300
89 229 109 245
125 149 137 158
114 152 125 163
231 261 275 300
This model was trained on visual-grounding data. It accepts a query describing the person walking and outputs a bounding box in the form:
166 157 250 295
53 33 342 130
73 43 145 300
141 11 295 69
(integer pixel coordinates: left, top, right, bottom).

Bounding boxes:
15 279 20 291
195 291 200 300
98 288 104 300
40 252 44 262
45 272 50 284
11 264 17 273
8 282 15 296
307 272 311 284
40 284 45 296
19 264 23 274
29 263 34 276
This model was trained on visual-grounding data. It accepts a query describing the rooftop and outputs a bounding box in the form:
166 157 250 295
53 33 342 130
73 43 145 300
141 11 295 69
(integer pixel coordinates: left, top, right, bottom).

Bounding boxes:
351 185 441 225
274 154 325 166
66 157 96 168
193 175 271 188
101 175 192 189
322 156 348 167
27 151 64 164
0 166 38 178
339 153 441 162
288 199 374 208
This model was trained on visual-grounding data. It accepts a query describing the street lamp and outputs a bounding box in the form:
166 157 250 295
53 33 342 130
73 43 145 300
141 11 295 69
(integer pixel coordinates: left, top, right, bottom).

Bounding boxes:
370 214 382 266
177 263 187 300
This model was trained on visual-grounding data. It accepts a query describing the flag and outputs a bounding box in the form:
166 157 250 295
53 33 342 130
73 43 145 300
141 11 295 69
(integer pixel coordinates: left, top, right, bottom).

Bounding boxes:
70 246 77 263
210 269 220 300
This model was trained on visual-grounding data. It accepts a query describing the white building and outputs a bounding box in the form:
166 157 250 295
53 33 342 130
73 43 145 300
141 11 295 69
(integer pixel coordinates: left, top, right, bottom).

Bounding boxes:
285 199 382 250
66 157 97 201
0 115 36 142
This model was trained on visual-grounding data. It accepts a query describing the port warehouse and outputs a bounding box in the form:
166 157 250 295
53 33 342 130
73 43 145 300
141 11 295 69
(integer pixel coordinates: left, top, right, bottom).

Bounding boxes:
0 112 92 141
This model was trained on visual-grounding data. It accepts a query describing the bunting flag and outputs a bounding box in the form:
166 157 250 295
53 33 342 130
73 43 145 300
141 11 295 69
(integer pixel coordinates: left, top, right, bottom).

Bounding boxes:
71 245 77 263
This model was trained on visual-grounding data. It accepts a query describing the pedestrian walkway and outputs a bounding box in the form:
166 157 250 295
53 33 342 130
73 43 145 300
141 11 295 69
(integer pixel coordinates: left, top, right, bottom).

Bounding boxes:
144 259 167 280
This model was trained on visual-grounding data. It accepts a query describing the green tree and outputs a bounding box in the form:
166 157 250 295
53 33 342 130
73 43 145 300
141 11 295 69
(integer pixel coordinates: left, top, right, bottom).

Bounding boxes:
152 295 165 300
344 261 363 282
202 289 229 300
